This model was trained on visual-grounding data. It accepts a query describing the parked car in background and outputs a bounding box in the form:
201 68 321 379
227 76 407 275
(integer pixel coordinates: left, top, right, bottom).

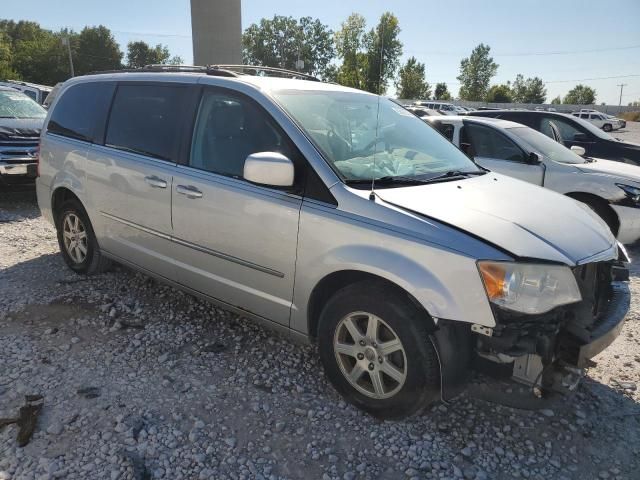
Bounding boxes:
572 111 622 132
428 115 640 244
468 110 640 165
0 86 46 186
405 105 441 118
42 82 63 109
0 80 52 105
37 67 628 418
605 113 626 129
413 101 457 115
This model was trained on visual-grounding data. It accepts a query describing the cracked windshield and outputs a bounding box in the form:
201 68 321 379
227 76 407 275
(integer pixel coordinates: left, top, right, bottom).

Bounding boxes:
274 90 480 181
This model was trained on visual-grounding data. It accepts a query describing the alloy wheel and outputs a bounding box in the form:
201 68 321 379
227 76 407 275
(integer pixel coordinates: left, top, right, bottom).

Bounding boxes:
333 311 407 399
62 213 88 264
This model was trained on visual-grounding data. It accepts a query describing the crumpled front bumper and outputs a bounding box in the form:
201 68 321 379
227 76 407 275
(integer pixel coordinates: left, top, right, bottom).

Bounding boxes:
574 281 630 367
0 159 37 178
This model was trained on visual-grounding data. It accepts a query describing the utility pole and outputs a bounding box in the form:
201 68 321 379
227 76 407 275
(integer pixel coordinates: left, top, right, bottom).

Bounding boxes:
61 37 74 77
617 83 627 106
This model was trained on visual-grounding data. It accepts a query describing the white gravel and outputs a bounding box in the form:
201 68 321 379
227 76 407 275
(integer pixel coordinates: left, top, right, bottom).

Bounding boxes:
1 187 639 480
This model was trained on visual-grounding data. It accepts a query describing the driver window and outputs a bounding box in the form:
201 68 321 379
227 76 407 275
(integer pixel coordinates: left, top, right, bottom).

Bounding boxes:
462 123 525 162
190 90 291 178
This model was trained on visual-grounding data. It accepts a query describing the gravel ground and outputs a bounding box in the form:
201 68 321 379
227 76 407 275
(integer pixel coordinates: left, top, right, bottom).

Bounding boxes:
1 184 639 480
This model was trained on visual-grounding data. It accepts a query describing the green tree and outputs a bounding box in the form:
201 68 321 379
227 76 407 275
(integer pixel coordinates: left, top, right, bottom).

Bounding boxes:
361 12 403 94
74 26 123 75
434 82 452 100
563 84 596 105
511 74 546 103
629 100 640 107
126 41 177 68
334 13 367 89
457 43 498 101
0 32 19 79
485 84 513 103
242 15 335 78
550 95 562 105
395 56 430 99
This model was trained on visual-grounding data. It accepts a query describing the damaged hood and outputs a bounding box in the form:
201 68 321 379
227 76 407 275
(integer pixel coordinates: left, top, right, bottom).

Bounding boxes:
375 173 617 265
0 118 43 142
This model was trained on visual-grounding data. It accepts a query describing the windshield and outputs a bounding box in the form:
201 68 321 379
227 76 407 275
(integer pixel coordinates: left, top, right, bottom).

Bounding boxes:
272 89 479 181
0 90 47 118
509 126 585 164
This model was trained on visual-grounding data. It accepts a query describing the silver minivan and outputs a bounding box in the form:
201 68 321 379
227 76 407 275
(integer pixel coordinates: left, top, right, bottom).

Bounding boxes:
37 67 630 419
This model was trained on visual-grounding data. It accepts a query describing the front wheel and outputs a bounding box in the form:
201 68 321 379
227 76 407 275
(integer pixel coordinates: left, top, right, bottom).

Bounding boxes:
603 124 612 132
318 281 440 419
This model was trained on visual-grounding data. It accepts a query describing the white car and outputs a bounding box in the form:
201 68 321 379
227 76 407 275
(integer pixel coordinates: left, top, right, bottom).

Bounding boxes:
413 101 458 115
427 116 640 244
0 80 52 105
572 111 622 132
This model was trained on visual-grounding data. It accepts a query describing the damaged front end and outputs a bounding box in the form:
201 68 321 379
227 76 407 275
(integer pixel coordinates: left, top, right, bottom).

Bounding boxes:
475 259 630 394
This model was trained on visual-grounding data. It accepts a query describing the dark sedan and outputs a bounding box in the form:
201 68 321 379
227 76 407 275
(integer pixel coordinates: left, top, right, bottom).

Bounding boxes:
468 110 640 165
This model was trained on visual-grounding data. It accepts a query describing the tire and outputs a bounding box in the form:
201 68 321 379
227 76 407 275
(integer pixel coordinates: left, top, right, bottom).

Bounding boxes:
603 124 612 132
579 198 618 236
55 199 111 275
318 281 440 419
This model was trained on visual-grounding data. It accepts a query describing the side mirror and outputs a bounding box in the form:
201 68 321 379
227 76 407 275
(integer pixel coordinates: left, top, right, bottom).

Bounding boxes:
526 152 541 165
573 132 589 142
243 152 294 187
570 145 586 157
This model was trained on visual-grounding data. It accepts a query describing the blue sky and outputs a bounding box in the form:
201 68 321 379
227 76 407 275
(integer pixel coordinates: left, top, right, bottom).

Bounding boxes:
4 0 640 104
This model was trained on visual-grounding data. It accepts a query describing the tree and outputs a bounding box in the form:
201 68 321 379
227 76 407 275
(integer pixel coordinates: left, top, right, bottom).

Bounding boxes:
629 100 640 107
511 74 547 103
361 12 403 94
74 26 123 75
334 13 367 89
457 43 498 101
434 82 452 100
126 41 179 68
0 31 20 79
242 15 335 78
564 84 596 105
485 84 512 103
550 96 562 105
395 56 430 99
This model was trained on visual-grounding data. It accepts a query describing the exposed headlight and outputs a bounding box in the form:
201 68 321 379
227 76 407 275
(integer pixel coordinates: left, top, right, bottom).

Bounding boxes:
616 183 640 203
477 261 581 314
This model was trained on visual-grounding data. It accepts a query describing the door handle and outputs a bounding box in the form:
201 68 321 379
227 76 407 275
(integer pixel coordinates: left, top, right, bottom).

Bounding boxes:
144 175 167 188
176 185 203 199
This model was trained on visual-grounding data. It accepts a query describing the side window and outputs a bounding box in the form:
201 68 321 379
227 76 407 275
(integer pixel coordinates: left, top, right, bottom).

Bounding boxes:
190 90 293 179
462 123 525 161
435 122 455 141
580 113 589 119
542 116 583 141
47 82 115 142
105 84 187 161
23 90 37 101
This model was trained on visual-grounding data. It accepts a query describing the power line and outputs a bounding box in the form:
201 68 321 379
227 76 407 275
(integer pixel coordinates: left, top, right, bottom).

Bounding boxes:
405 44 640 57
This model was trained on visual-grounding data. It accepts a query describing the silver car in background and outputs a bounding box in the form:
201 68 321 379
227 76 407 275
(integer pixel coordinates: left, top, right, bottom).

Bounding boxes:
37 67 629 418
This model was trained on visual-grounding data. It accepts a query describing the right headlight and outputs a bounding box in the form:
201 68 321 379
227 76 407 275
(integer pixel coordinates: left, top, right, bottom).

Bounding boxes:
477 261 582 315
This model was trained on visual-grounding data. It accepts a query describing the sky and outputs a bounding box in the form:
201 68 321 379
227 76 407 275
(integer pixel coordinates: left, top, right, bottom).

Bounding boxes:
3 0 640 104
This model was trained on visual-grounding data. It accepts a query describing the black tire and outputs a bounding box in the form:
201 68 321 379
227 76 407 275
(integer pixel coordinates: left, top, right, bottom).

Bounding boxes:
603 124 612 132
582 199 618 236
55 199 111 275
318 281 440 419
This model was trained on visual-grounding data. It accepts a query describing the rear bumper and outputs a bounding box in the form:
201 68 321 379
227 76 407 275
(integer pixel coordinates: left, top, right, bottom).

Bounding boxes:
36 178 54 224
612 204 640 244
575 282 629 367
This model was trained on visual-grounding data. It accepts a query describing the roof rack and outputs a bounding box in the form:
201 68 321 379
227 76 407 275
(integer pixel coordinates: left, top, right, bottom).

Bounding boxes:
209 65 320 82
86 64 320 82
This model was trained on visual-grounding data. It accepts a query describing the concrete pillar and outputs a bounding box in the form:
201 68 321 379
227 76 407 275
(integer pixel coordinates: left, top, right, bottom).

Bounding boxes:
190 0 242 66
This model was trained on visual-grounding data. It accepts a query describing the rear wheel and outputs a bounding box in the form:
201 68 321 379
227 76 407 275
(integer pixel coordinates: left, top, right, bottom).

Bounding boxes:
55 199 111 274
318 281 440 419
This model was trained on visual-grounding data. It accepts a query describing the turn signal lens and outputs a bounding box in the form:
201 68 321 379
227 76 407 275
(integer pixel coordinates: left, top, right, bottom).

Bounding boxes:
478 262 506 300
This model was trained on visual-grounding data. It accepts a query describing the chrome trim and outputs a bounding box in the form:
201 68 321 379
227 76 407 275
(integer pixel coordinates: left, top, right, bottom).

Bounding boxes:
100 211 285 278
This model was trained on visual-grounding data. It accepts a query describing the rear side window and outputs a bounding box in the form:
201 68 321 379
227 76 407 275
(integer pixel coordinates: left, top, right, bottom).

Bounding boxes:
47 82 115 143
434 122 455 141
105 84 188 162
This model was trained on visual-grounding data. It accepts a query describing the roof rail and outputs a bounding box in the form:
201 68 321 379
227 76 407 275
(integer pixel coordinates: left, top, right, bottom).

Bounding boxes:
85 64 319 81
210 65 320 82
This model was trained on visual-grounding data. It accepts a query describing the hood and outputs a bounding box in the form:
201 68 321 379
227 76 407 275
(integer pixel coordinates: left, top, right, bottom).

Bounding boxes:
0 118 44 142
375 173 616 266
577 158 640 183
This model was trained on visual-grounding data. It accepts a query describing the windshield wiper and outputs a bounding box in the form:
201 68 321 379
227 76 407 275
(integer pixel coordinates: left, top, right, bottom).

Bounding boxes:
345 176 432 186
421 170 486 183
